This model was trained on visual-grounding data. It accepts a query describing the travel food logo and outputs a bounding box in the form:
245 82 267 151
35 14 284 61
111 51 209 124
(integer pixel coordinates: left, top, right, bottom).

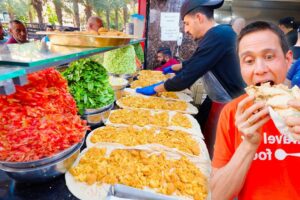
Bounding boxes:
253 132 300 161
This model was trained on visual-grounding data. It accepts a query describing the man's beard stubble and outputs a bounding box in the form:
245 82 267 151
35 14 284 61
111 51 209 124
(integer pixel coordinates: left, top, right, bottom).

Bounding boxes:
160 60 167 65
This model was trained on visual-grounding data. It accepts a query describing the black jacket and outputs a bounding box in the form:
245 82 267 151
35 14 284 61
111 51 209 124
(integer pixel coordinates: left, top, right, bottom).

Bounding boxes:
286 29 298 47
164 24 245 99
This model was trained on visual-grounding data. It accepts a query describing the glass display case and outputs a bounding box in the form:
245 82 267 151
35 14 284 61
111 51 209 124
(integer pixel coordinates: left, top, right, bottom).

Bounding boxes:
0 39 144 94
0 39 144 200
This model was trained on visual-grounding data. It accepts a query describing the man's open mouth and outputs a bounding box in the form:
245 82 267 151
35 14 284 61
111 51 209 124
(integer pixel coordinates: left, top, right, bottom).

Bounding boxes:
255 80 275 86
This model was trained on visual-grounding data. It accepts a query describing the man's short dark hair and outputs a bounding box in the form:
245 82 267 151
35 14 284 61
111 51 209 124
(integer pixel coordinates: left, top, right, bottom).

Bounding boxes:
188 6 214 19
60 27 72 32
238 21 289 54
9 20 24 26
46 25 54 29
157 47 172 57
278 17 296 29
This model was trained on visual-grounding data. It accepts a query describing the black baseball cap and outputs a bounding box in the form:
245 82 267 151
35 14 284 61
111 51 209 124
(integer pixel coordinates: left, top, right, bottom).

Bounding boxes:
157 47 172 56
180 0 224 20
278 17 295 26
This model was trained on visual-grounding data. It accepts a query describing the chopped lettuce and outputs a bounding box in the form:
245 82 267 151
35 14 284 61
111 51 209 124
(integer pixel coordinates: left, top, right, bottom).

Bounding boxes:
103 45 136 75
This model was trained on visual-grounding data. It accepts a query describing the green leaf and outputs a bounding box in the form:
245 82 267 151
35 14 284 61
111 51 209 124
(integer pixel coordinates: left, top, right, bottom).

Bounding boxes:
83 93 88 104
61 58 115 111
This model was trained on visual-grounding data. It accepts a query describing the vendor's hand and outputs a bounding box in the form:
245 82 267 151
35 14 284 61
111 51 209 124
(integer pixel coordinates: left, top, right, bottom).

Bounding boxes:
172 63 182 71
235 95 270 146
136 82 163 96
163 66 174 74
285 100 300 140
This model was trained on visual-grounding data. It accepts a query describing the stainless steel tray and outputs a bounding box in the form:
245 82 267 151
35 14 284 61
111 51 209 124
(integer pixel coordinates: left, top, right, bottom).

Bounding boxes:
37 31 135 48
108 184 178 200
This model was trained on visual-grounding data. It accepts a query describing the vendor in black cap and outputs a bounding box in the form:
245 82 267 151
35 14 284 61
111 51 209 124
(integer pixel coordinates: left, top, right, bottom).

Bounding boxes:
136 0 245 157
278 16 298 47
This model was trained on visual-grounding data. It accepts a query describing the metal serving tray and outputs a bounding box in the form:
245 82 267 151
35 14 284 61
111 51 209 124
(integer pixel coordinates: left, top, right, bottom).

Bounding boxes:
37 32 135 48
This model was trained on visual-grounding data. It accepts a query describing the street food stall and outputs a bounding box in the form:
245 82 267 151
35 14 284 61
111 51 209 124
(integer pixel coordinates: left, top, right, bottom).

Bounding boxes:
0 25 210 199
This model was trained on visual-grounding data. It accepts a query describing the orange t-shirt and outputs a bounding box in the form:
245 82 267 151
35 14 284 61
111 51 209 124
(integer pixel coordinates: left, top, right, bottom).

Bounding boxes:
212 94 300 200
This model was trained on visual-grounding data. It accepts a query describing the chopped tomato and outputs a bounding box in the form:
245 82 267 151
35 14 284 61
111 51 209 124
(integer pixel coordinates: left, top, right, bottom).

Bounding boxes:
0 68 89 162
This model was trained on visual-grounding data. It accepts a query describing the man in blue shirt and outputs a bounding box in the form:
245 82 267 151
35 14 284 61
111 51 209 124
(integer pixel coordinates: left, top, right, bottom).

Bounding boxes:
287 58 300 87
136 0 245 157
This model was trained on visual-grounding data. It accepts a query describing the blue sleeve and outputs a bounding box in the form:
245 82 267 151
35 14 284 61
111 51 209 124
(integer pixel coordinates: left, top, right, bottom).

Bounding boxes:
287 59 300 80
290 59 300 86
291 74 300 87
164 30 232 91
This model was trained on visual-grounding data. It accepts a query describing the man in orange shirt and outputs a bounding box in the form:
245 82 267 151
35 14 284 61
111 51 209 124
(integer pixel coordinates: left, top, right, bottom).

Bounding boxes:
211 21 300 199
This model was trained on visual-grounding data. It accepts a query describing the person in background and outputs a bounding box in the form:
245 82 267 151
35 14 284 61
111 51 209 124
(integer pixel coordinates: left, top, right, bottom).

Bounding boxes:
42 25 54 43
230 17 246 35
154 47 180 71
278 16 298 47
86 16 103 33
6 20 28 44
211 21 300 200
287 58 300 87
0 22 8 44
60 27 73 32
136 0 245 157
290 26 300 60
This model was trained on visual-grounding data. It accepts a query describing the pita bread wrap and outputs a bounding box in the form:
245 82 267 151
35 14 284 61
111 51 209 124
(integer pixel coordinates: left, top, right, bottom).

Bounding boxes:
116 95 198 114
85 126 209 159
65 143 210 200
124 88 193 102
105 109 202 137
245 83 300 140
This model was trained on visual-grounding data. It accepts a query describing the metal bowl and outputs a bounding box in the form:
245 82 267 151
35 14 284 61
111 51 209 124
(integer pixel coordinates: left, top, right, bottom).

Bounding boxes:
83 103 114 125
84 100 115 115
0 139 84 169
109 73 134 80
0 142 83 183
109 76 129 90
109 76 128 100
109 73 138 85
113 86 127 100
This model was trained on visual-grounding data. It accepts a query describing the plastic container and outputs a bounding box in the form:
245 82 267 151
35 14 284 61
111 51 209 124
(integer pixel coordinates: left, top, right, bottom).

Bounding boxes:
125 23 134 35
131 14 145 38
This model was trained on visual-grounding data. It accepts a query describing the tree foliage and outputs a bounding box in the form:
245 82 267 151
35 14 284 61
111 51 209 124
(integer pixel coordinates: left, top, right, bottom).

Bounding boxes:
0 0 30 21
31 0 44 24
0 0 138 29
46 4 58 25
